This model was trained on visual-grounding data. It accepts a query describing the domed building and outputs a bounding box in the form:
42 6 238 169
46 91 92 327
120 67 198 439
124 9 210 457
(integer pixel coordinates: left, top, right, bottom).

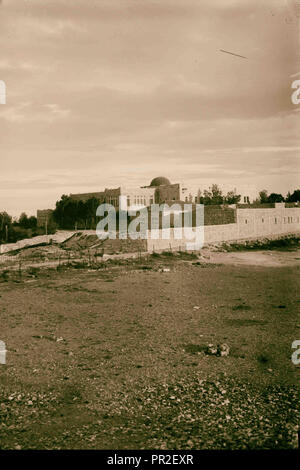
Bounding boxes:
67 175 181 212
145 176 180 203
149 176 171 187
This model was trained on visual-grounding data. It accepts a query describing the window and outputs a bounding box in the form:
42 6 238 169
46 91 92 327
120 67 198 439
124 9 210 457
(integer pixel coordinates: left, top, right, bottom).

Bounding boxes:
274 218 277 224
262 218 264 223
127 197 130 206
245 219 248 224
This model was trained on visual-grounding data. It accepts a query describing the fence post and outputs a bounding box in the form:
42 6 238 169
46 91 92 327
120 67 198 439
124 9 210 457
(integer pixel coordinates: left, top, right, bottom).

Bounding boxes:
18 255 22 280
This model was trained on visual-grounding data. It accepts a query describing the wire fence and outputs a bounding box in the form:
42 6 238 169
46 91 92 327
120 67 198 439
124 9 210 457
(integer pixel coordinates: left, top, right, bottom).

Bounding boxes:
0 248 107 270
0 246 150 277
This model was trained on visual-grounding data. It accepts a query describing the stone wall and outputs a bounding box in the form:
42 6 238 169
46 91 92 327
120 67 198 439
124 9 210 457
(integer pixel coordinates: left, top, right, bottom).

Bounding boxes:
236 204 300 239
146 204 300 252
203 205 236 225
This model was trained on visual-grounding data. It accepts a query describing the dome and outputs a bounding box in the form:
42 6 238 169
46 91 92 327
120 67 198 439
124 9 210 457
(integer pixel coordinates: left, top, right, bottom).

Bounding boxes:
150 176 171 187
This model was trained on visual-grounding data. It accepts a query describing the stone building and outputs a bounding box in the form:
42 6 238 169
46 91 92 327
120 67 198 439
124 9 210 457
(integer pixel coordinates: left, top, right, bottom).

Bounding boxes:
69 176 256 207
69 176 180 209
37 176 257 227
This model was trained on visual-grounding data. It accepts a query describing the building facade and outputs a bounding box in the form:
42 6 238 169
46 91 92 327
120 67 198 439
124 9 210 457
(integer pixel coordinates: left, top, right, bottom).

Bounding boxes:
69 176 254 208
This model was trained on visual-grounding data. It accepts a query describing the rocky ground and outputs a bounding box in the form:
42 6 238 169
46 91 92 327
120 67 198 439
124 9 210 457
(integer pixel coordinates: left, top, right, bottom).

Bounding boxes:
0 251 299 449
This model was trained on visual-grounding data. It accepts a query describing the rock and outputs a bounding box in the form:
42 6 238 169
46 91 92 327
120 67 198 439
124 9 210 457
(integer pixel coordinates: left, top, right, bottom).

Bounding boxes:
218 343 230 357
205 344 218 355
205 343 230 357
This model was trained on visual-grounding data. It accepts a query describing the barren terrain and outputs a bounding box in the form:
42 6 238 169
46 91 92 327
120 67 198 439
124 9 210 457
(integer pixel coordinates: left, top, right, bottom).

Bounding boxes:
0 250 299 449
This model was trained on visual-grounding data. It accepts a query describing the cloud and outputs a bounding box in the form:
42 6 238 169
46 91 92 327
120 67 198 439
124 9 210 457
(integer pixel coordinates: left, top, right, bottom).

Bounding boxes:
0 102 70 122
0 0 299 215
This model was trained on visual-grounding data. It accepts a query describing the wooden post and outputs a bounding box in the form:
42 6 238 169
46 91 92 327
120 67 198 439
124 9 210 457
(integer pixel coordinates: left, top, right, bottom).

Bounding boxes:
18 256 22 280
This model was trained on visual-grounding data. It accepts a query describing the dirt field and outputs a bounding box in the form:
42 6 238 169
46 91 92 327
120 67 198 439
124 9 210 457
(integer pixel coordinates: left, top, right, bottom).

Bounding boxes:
0 251 299 449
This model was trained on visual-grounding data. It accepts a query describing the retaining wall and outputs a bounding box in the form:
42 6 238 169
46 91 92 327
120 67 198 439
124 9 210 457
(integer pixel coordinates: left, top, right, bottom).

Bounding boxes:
0 231 75 254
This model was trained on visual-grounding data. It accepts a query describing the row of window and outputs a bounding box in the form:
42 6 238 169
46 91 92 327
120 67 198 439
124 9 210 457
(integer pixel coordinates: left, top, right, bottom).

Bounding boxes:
106 197 119 207
183 196 250 203
105 196 156 207
127 196 154 206
245 216 300 224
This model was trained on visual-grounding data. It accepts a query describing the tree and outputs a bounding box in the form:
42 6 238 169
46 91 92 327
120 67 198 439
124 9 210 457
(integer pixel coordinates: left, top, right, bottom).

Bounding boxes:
225 191 241 204
196 189 202 204
27 216 37 229
286 189 300 202
0 212 12 242
267 193 284 203
53 195 76 229
19 212 29 228
203 184 223 205
211 184 223 205
18 212 37 229
85 197 101 229
259 190 268 204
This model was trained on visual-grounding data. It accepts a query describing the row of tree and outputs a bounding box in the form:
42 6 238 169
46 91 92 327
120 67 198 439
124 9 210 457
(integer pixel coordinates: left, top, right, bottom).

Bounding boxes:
53 195 101 230
258 189 300 204
0 212 38 244
198 187 300 205
196 185 241 205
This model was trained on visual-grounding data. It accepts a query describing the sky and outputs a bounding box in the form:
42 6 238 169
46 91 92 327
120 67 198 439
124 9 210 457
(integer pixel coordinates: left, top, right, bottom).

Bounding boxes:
0 0 299 216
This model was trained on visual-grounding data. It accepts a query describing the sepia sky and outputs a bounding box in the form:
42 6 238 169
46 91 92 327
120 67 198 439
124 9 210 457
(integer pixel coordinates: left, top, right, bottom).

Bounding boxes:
0 0 299 216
